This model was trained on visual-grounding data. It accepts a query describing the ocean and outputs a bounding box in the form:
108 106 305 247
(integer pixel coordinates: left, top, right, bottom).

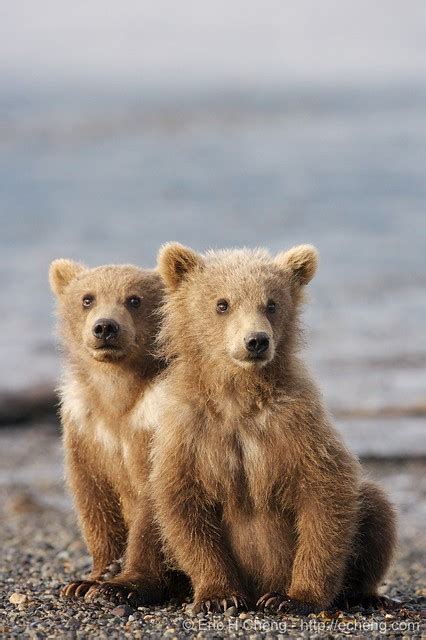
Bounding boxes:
1 82 425 419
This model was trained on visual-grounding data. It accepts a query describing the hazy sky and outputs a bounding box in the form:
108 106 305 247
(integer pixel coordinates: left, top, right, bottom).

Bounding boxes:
2 0 426 88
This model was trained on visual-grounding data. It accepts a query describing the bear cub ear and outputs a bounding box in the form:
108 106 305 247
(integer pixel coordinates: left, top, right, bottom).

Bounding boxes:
157 243 204 290
275 244 319 286
49 259 86 296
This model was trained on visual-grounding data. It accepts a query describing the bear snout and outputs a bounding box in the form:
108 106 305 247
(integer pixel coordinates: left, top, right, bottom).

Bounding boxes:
244 332 270 356
92 318 120 343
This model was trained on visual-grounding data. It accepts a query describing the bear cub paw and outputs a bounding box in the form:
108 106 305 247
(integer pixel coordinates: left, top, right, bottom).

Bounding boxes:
84 579 164 607
334 593 401 611
257 592 319 615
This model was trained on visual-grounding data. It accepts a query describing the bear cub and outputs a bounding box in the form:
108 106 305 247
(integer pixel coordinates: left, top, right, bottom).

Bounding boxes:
50 259 173 606
150 243 397 614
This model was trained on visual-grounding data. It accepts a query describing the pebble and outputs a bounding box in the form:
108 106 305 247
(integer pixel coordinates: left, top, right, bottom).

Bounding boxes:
111 604 134 617
9 593 28 605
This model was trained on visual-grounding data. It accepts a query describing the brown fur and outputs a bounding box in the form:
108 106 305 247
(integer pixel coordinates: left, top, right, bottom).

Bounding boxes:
50 259 175 605
150 243 397 613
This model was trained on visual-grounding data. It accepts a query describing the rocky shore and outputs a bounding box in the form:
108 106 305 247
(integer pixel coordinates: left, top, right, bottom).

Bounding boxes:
0 423 424 638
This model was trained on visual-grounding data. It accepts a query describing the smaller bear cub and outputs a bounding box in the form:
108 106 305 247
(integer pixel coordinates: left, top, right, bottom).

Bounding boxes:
50 259 171 606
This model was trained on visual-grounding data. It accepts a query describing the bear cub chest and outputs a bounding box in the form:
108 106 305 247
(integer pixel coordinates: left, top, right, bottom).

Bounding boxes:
195 417 292 512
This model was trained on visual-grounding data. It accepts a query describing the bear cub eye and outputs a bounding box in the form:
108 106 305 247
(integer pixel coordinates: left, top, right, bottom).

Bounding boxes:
128 296 141 309
82 295 94 308
216 299 229 313
266 300 276 314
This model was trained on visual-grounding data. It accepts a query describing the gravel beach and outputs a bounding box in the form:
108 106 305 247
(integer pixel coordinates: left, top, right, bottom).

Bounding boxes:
1 423 424 638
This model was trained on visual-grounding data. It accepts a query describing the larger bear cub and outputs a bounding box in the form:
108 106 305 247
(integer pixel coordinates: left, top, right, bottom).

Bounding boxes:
151 243 397 614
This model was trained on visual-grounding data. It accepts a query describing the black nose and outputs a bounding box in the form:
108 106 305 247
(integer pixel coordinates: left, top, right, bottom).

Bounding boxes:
92 318 120 341
245 332 270 354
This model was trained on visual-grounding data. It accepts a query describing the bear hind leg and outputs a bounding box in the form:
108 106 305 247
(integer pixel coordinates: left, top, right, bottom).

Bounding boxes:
334 480 398 610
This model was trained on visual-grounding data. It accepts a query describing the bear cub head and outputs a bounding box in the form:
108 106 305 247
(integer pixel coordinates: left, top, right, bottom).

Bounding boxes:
50 259 163 368
158 243 318 373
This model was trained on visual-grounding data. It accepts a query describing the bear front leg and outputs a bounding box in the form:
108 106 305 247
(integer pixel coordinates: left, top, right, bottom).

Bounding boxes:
259 463 359 613
61 439 127 599
151 446 249 613
85 497 169 607
286 477 359 611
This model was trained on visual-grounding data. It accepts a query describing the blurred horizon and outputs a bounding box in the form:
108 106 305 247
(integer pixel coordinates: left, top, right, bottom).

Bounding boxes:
2 1 426 88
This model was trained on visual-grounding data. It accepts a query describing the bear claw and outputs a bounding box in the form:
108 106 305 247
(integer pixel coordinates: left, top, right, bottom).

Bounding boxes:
363 595 401 610
191 594 248 614
61 580 101 599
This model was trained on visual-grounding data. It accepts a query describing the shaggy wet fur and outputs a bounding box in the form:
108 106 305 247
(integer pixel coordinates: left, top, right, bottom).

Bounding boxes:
150 243 397 613
50 260 181 606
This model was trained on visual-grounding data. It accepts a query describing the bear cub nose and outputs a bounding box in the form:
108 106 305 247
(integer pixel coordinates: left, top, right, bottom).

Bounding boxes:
92 318 120 341
245 332 270 355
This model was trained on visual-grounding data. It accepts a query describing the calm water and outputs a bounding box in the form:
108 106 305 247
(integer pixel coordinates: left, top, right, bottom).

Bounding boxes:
1 83 425 413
